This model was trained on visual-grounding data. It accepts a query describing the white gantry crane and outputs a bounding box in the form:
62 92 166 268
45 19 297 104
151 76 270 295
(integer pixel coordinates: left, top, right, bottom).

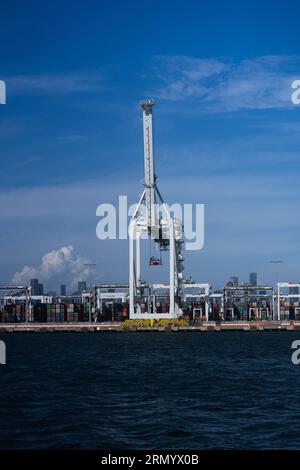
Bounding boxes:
129 99 184 318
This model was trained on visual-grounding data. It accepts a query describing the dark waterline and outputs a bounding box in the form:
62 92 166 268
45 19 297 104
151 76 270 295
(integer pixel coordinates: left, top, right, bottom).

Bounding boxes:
0 331 300 450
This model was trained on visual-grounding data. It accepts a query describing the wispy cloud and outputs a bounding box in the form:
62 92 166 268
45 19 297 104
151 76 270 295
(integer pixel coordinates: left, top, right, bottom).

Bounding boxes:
152 55 300 112
152 56 227 101
6 70 106 96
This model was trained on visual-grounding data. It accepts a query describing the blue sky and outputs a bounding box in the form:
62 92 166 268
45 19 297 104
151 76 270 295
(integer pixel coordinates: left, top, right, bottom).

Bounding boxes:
0 0 300 290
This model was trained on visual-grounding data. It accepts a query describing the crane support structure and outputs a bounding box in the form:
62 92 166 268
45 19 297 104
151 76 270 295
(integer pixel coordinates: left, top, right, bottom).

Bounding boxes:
129 99 184 318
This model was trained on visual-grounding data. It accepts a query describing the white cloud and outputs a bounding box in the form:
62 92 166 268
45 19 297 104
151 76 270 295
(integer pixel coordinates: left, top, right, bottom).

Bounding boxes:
12 245 91 290
12 265 39 285
152 55 300 111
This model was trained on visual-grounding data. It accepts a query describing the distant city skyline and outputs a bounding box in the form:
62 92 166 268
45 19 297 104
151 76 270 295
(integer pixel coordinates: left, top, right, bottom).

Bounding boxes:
29 278 88 296
28 272 268 293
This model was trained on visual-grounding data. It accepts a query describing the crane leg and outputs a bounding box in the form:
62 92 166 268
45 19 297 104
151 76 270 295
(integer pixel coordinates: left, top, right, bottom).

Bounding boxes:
129 222 135 315
169 221 175 317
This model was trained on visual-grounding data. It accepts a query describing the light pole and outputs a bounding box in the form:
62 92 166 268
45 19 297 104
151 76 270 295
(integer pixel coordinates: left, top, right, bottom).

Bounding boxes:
269 260 283 285
84 263 96 288
84 263 96 322
270 260 283 321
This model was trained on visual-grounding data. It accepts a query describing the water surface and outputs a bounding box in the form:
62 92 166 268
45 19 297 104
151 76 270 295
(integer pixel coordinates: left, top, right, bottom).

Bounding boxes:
0 331 299 449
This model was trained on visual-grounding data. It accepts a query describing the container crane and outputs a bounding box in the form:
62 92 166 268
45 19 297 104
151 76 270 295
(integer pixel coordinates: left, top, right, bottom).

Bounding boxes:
129 99 184 318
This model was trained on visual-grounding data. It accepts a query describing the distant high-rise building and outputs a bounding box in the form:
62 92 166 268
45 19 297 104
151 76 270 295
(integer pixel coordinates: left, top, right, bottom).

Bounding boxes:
38 283 44 295
249 273 257 286
60 284 66 296
226 277 238 288
289 286 299 302
30 279 39 295
77 281 87 294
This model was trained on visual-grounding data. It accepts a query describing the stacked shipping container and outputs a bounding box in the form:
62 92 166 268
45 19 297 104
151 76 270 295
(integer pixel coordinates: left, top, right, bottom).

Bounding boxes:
0 303 91 323
0 304 27 322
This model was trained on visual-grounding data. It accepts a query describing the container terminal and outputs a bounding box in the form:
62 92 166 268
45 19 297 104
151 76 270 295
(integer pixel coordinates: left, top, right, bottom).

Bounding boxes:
1 100 299 332
1 281 300 332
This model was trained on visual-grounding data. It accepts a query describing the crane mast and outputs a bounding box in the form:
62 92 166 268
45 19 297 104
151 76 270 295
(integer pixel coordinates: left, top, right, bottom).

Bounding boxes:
141 99 158 233
129 99 184 318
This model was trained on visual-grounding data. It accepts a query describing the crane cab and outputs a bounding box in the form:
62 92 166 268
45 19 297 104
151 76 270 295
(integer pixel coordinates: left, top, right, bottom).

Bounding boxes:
149 256 162 266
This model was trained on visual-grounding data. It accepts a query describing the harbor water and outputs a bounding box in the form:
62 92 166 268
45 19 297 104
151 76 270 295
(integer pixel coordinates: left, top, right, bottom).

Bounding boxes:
1 331 300 449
